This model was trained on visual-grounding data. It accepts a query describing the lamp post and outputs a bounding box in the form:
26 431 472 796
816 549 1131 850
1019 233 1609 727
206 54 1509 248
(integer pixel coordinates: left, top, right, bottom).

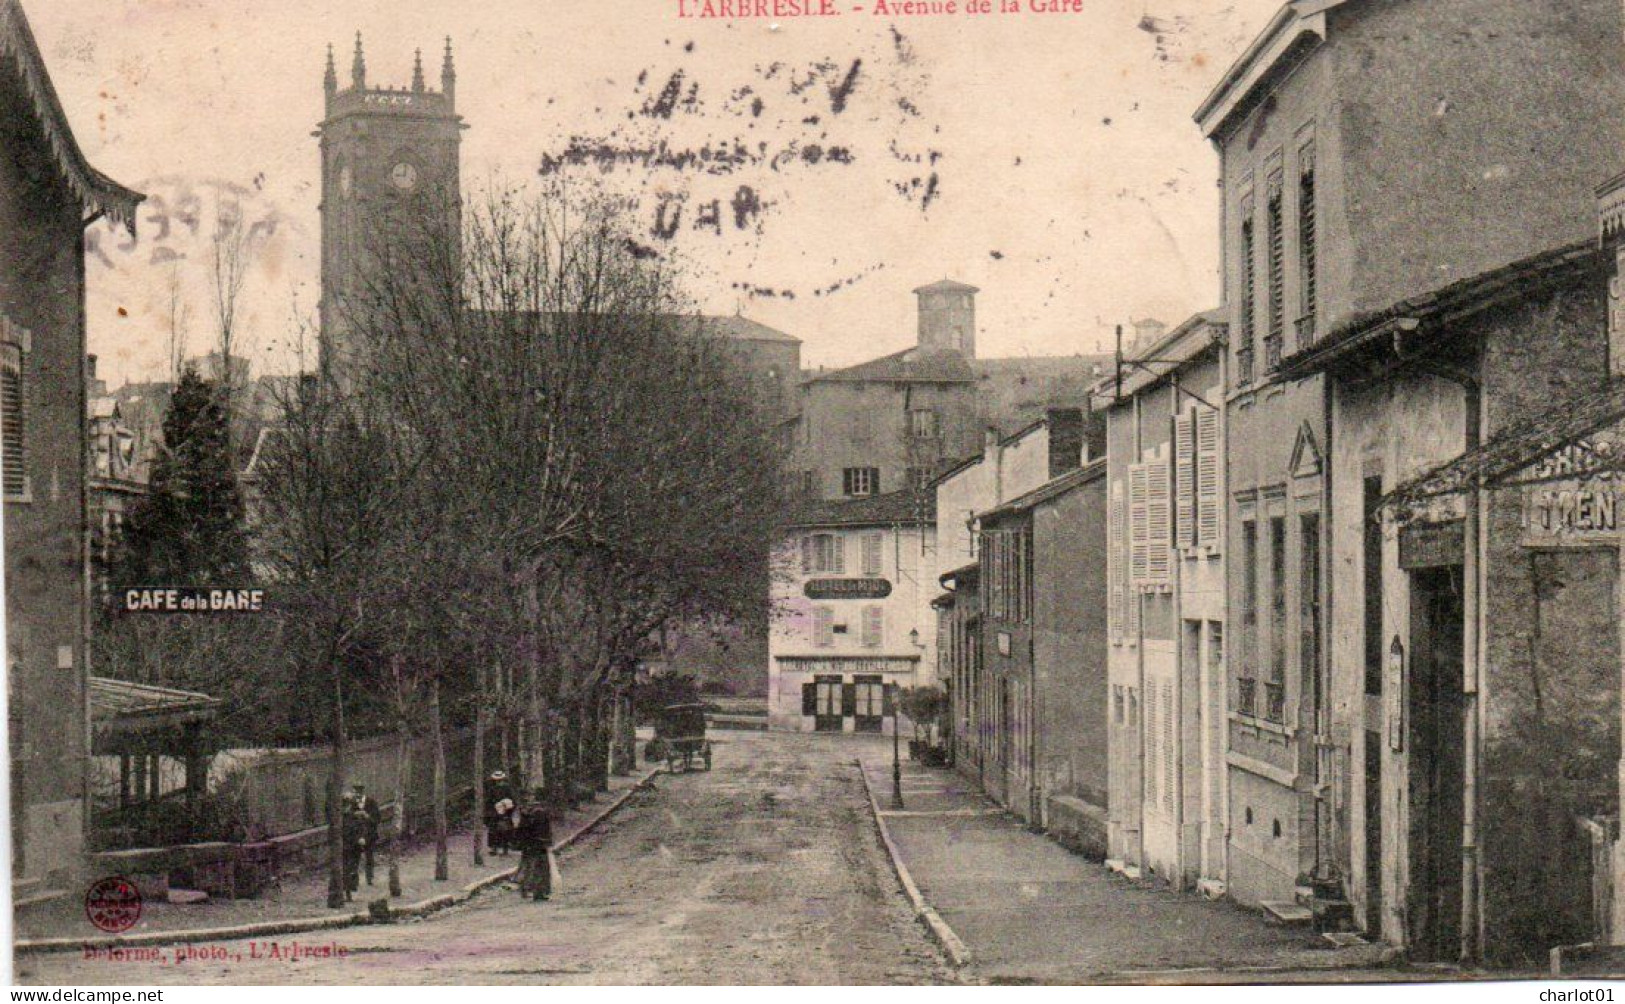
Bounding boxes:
890 681 905 811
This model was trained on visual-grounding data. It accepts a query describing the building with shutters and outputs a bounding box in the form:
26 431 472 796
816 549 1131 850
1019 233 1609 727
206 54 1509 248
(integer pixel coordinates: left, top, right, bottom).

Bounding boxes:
768 489 937 733
1094 311 1226 892
1 0 143 893
1196 0 1625 950
972 460 1109 839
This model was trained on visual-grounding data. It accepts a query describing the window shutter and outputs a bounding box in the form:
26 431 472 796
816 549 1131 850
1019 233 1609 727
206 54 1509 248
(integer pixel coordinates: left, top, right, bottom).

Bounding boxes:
1 339 25 498
802 682 817 716
861 605 883 648
1161 678 1176 815
841 682 857 717
1146 458 1172 585
801 536 814 574
813 606 834 648
862 532 883 577
1267 171 1285 342
1145 684 1160 810
1129 464 1149 587
1196 408 1221 550
1299 143 1317 332
832 535 846 574
1107 483 1123 643
1174 413 1195 550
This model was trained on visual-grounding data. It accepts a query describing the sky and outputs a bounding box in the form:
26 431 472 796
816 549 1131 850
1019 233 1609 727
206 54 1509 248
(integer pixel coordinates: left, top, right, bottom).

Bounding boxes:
30 0 1285 387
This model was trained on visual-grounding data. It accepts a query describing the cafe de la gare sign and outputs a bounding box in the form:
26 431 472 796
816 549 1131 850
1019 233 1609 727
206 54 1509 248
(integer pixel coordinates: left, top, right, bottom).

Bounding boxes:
1522 441 1625 543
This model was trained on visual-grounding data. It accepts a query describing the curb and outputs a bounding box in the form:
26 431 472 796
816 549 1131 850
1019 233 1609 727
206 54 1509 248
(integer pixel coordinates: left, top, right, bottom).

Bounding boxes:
855 758 971 970
17 767 661 955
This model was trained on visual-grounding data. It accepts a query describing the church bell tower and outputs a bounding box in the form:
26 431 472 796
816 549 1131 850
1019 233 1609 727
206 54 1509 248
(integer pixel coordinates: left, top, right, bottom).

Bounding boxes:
317 34 464 372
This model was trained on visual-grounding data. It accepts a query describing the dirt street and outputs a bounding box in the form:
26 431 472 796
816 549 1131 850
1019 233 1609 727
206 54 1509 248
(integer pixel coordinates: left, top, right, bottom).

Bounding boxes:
16 732 953 986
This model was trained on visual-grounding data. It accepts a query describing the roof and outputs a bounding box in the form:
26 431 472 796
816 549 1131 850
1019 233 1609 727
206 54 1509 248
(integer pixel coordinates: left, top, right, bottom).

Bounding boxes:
805 346 976 385
1089 309 1226 406
913 279 980 295
979 459 1106 522
940 561 980 590
91 677 221 733
1382 377 1625 517
1194 1 1346 139
690 314 800 345
1280 240 1603 380
785 488 936 529
1 0 143 232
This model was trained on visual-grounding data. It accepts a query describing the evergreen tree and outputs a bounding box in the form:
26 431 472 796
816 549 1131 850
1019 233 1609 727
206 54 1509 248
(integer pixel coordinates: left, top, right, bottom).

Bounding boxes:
114 366 249 588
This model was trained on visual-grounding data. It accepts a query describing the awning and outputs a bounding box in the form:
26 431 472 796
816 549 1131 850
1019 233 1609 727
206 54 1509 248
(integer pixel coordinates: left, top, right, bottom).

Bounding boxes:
91 677 222 756
1382 377 1625 515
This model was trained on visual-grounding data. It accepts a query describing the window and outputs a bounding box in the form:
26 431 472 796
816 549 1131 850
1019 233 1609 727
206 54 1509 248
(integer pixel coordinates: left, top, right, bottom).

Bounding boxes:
1 320 28 501
1265 171 1286 371
861 531 884 576
908 408 939 440
1300 512 1322 726
1129 460 1172 588
1239 517 1258 715
861 605 883 648
1267 515 1287 723
1297 142 1318 345
801 533 845 574
843 466 879 497
812 606 835 648
905 466 933 492
1238 198 1257 386
800 470 816 497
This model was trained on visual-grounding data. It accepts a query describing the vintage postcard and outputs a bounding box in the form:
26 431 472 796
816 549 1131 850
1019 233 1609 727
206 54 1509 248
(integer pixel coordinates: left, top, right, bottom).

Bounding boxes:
5 0 1625 989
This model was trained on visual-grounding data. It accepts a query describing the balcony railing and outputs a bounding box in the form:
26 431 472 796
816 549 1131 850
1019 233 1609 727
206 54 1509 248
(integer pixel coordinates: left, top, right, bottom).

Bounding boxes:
1264 681 1286 724
1295 313 1316 351
1235 677 1257 717
1237 345 1255 388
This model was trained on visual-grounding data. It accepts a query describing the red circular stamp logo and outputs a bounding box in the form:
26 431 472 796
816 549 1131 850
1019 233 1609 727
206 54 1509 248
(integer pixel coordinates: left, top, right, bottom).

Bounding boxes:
84 876 142 934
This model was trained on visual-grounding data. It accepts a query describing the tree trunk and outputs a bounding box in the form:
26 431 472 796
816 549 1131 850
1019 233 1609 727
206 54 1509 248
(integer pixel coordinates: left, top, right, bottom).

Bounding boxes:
326 660 347 909
388 654 409 897
431 676 449 882
521 569 545 793
473 662 487 868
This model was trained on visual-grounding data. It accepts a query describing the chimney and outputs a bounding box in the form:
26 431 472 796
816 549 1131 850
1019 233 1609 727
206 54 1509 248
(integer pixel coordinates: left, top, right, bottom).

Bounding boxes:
1045 408 1084 478
913 279 979 357
985 426 1004 502
1131 317 1168 353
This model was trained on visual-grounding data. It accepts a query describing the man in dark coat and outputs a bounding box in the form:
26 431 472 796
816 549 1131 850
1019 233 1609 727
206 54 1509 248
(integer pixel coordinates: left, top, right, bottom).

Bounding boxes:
514 788 554 902
340 798 367 899
350 784 382 886
485 770 515 856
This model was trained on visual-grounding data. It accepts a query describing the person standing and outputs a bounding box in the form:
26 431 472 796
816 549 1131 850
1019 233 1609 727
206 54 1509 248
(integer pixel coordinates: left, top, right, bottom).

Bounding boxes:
514 787 554 902
485 770 515 856
341 796 366 899
350 783 382 886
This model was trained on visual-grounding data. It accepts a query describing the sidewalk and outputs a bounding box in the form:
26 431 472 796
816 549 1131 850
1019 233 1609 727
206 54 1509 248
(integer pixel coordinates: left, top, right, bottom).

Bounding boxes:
857 753 1393 983
16 767 653 947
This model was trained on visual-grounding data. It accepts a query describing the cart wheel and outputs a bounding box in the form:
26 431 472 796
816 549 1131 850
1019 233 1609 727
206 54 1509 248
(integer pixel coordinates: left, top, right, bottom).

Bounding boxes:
703 745 713 771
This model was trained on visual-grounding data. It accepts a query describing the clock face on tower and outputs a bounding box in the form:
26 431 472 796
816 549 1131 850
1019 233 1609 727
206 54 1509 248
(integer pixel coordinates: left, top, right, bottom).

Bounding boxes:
390 161 419 192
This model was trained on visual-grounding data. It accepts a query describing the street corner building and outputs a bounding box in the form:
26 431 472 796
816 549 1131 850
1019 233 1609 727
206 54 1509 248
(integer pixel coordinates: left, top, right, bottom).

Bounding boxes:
769 489 937 735
0 0 142 892
1193 0 1625 964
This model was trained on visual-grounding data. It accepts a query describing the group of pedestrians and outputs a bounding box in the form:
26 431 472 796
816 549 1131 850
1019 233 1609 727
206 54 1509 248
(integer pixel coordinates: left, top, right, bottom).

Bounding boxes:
484 770 559 902
333 772 558 904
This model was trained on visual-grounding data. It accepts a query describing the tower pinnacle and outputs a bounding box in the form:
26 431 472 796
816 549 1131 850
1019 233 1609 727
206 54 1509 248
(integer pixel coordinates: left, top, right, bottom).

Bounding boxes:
412 48 425 92
351 31 365 90
323 43 337 98
441 36 456 107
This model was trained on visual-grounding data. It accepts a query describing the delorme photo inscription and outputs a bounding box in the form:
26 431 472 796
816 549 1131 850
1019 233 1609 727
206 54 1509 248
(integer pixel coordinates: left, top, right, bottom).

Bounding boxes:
6 0 1625 989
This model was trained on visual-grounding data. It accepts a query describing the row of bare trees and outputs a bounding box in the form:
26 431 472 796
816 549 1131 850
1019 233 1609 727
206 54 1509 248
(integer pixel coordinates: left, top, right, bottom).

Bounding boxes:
253 186 787 905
